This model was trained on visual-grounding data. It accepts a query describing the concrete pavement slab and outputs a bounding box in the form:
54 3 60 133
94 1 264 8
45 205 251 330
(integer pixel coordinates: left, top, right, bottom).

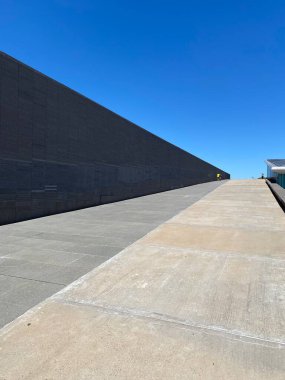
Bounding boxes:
0 301 283 380
141 223 285 258
168 210 285 230
54 243 285 343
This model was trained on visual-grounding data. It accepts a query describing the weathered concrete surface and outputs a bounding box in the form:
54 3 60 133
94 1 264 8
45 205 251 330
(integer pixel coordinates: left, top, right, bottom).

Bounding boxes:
0 180 284 379
0 180 223 328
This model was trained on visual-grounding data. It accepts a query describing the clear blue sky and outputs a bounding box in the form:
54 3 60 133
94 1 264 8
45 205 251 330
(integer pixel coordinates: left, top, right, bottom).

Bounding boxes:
1 0 284 178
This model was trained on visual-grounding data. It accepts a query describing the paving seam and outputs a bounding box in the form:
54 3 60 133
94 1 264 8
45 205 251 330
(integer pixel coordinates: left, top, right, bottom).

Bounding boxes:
132 244 285 263
0 254 104 266
0 273 66 286
163 222 285 231
7 237 133 248
54 299 285 349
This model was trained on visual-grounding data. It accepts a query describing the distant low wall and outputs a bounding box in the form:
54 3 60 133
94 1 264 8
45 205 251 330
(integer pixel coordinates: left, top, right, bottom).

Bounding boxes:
0 52 230 225
266 180 285 212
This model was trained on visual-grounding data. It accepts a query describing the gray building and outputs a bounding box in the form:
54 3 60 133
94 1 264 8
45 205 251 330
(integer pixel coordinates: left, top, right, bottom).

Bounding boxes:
0 51 229 225
265 159 285 188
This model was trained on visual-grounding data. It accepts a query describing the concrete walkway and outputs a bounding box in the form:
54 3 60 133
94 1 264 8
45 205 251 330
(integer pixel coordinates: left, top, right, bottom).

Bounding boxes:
0 180 284 379
0 181 223 328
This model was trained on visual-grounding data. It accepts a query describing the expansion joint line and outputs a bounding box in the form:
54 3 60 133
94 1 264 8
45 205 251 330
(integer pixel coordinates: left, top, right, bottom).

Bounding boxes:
0 273 66 286
57 298 285 349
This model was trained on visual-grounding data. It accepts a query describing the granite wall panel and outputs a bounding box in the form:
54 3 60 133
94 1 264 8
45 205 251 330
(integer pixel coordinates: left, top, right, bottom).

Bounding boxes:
0 51 230 224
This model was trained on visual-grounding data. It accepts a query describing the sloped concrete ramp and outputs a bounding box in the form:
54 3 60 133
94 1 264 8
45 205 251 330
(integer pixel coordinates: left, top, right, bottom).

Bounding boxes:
0 181 222 328
0 180 284 379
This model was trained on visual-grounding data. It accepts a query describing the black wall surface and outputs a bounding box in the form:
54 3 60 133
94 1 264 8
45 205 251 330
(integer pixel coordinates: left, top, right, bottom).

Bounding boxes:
0 52 230 225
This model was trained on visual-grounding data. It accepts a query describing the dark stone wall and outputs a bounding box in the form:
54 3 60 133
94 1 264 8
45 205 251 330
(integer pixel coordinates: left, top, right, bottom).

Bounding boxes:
0 51 230 225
